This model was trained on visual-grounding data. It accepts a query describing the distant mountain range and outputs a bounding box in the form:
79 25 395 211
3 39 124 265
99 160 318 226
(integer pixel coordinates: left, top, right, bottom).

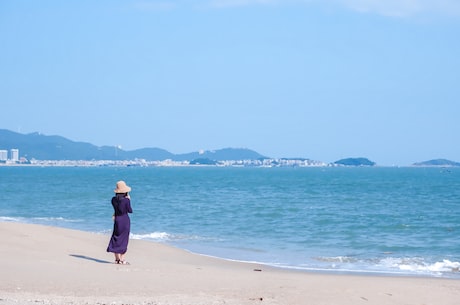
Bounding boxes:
1 129 459 166
0 129 266 161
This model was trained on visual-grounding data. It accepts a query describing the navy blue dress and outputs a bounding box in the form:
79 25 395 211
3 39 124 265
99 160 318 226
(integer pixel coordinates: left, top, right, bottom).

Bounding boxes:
107 194 133 254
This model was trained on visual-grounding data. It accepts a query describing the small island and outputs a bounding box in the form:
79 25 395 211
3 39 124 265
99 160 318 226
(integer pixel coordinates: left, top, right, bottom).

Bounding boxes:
334 157 376 166
413 159 460 167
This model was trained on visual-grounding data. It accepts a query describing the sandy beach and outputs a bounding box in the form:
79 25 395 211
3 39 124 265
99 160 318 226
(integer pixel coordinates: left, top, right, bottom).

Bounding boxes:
1 222 459 305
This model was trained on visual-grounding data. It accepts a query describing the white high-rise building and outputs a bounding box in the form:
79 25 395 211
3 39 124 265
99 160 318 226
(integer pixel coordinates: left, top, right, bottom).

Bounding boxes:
10 149 19 161
0 150 7 161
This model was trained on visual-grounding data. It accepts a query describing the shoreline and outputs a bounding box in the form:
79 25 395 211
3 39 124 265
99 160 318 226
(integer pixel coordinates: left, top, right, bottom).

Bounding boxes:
176 248 460 280
4 218 460 280
1 221 459 305
2 161 459 168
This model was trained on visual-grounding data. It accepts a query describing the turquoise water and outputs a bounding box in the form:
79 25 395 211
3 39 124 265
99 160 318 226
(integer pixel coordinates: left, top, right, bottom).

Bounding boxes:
1 166 460 278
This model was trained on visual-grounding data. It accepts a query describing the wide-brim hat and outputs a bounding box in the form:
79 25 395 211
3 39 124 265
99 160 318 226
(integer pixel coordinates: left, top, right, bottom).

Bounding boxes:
114 180 131 193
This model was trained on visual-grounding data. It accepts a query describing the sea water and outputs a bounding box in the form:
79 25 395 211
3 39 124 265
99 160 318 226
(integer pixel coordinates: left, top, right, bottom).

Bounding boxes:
1 166 459 278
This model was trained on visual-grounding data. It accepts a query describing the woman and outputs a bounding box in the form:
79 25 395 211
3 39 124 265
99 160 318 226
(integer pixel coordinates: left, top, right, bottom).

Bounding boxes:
107 180 133 265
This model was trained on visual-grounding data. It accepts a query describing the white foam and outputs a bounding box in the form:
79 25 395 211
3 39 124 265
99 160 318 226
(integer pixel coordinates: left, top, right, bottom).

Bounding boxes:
0 216 22 222
131 232 171 241
399 259 460 273
33 217 82 223
375 256 460 276
130 231 219 244
314 256 358 263
303 255 460 277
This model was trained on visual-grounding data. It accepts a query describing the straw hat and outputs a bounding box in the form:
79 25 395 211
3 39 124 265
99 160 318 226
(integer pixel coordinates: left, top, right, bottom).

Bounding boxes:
114 180 131 193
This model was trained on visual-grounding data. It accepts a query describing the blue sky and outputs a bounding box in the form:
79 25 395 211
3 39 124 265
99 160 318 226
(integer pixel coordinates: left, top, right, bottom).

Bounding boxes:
1 0 459 165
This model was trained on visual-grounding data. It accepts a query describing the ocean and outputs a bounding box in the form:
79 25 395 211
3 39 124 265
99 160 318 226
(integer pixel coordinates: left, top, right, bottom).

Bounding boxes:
1 166 459 278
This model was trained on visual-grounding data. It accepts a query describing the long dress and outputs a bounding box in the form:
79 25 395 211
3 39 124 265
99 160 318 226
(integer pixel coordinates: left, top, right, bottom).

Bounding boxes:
107 194 133 254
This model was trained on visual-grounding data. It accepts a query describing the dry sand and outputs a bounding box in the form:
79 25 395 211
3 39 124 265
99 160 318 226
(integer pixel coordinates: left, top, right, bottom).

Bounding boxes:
1 221 459 305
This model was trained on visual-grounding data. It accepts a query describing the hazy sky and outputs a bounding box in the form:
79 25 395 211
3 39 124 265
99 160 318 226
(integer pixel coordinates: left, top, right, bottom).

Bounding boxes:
1 0 459 165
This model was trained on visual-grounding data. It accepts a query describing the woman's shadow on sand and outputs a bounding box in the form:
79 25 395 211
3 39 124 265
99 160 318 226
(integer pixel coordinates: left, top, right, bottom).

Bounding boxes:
69 254 112 264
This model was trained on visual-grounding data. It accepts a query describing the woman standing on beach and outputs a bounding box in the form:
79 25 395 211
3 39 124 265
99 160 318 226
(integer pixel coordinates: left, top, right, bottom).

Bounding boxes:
107 180 133 265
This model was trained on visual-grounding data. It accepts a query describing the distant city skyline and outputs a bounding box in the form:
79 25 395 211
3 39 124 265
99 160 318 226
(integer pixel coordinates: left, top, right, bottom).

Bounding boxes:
0 148 19 162
1 1 459 166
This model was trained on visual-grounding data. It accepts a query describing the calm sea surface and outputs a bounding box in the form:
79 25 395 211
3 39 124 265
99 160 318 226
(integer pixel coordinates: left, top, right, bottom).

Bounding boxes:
1 166 459 278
